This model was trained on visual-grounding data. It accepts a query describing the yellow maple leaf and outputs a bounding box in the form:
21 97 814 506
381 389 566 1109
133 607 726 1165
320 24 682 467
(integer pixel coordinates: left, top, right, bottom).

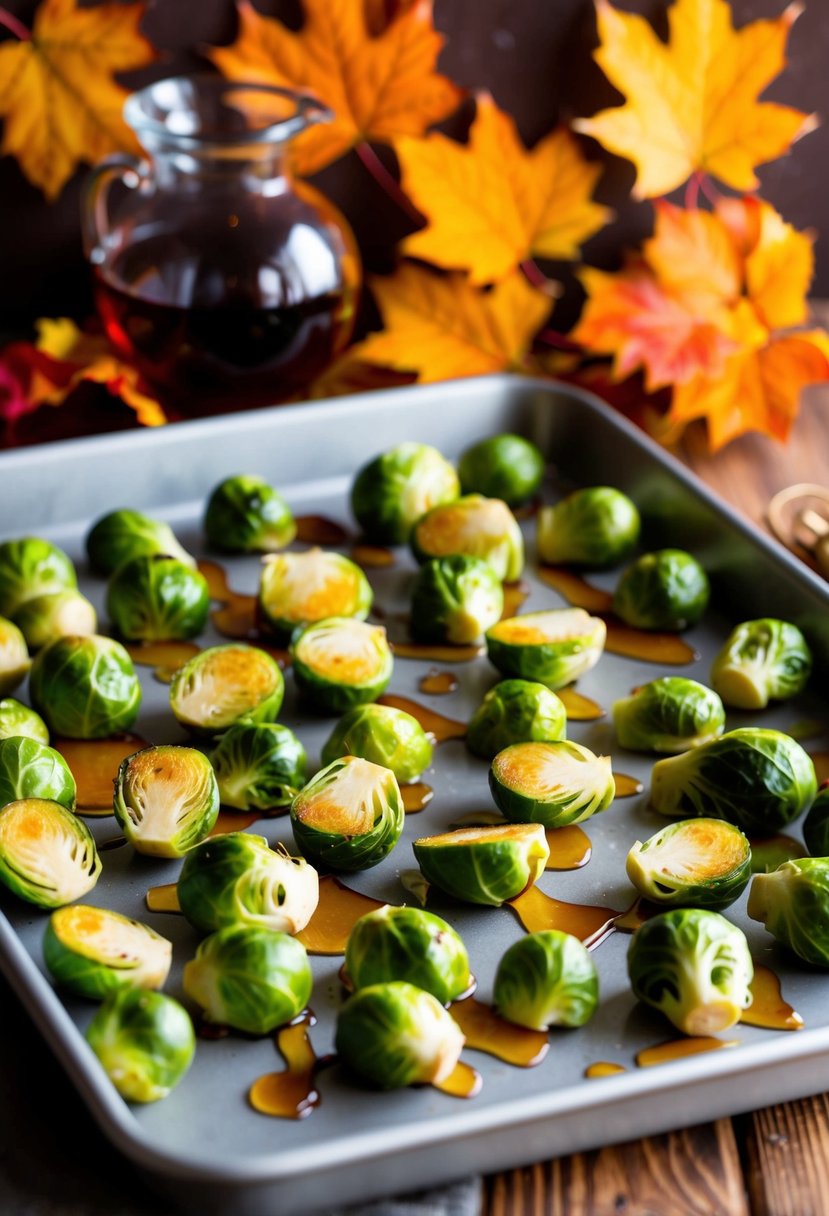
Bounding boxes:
0 0 155 200
742 200 814 331
643 202 741 313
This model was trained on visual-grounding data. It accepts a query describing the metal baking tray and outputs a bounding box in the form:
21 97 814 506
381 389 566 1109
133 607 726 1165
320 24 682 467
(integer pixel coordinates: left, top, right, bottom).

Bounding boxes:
2 374 829 1216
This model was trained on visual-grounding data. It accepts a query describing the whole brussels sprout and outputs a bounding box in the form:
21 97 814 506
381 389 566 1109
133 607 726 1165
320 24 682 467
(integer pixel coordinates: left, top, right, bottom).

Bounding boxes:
107 555 209 642
291 756 404 871
410 555 504 645
0 617 30 695
29 635 141 739
13 589 97 651
413 822 549 906
291 618 393 714
0 537 76 618
710 618 812 710
0 735 76 810
211 721 307 811
626 818 751 910
86 508 194 576
493 930 598 1030
466 679 566 760
258 548 372 638
0 698 49 744
537 486 640 569
613 549 709 631
169 643 283 735
458 433 545 507
351 442 460 545
485 608 606 690
612 677 725 754
748 858 829 966
114 745 220 858
203 474 296 553
411 495 524 582
43 905 172 999
490 740 615 828
803 785 829 857
321 704 433 783
0 798 100 907
86 987 195 1103
344 906 471 1004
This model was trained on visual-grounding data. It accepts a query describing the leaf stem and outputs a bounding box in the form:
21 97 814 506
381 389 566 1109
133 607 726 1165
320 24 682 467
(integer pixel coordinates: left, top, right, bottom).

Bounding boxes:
355 142 424 227
684 172 702 210
536 328 582 353
520 259 561 298
0 8 31 39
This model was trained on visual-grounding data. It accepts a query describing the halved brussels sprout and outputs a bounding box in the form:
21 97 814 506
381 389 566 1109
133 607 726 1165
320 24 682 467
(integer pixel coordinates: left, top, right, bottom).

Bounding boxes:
107 555 209 642
344 906 471 1004
650 727 817 834
612 677 725 754
29 635 141 739
466 679 566 760
203 474 296 553
627 908 753 1035
351 442 460 545
169 643 284 735
14 589 97 651
177 832 318 935
486 609 606 690
184 925 312 1034
0 735 76 810
321 704 433 783
490 740 615 828
458 434 545 507
613 549 709 631
748 858 829 966
43 905 172 998
413 822 549 906
211 721 307 811
710 618 812 710
291 618 393 714
86 508 194 576
0 797 100 907
0 537 76 618
410 555 504 644
86 987 195 1103
291 756 404 871
493 930 598 1030
335 981 465 1090
537 486 640 569
411 495 524 582
626 819 751 910
0 697 48 743
258 548 373 638
0 617 30 695
803 785 829 857
113 745 219 858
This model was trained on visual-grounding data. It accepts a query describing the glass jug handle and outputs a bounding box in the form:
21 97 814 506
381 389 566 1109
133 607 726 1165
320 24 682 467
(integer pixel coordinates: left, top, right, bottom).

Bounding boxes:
82 154 147 263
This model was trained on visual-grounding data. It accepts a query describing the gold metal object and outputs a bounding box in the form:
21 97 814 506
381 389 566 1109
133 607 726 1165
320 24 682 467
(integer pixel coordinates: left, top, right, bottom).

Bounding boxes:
767 483 829 577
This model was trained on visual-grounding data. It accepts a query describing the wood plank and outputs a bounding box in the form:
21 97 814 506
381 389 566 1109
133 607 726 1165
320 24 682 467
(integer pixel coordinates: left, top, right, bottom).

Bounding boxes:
739 1096 829 1216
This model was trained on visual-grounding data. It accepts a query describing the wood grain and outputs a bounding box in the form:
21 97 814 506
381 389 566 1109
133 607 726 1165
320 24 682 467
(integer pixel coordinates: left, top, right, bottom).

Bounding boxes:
739 1097 829 1216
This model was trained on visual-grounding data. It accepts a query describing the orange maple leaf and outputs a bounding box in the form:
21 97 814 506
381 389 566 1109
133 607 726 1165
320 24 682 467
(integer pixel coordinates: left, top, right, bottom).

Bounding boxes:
0 0 155 200
209 0 462 178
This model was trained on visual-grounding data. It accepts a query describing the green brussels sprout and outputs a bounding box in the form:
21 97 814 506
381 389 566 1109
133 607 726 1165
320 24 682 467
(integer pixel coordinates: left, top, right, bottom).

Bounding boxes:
113 745 220 858
489 740 615 828
612 677 726 754
803 785 829 857
613 549 709 631
537 486 640 569
177 832 318 935
493 930 598 1030
413 822 549 906
458 433 545 507
169 643 284 735
344 906 471 1003
86 508 194 576
0 735 76 810
203 474 296 553
0 697 49 744
29 635 141 739
335 981 465 1090
0 617 30 695
321 704 433 783
710 618 812 710
485 608 606 689
13 589 97 651
627 908 753 1035
211 721 307 811
650 727 817 834
291 618 393 714
351 442 460 545
0 797 100 907
748 858 829 966
183 925 312 1034
85 987 195 1103
258 548 372 638
466 679 567 760
291 756 404 871
626 818 752 910
411 495 524 582
0 537 76 618
43 905 172 999
106 555 209 642
410 555 504 644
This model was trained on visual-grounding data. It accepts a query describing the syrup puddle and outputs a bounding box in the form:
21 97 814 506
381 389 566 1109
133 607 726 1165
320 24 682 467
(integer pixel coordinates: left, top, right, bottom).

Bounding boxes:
125 641 200 683
613 897 659 934
391 641 484 663
295 515 350 547
636 1037 738 1067
509 886 620 948
351 544 395 569
377 695 466 742
545 825 592 870
749 834 807 873
418 670 458 696
614 772 644 798
146 882 180 913
585 1061 626 1078
210 809 262 836
742 963 803 1031
248 1013 322 1119
557 687 605 721
501 582 530 618
537 567 613 613
296 877 388 955
401 783 434 813
432 1060 482 1099
55 734 149 815
449 997 548 1067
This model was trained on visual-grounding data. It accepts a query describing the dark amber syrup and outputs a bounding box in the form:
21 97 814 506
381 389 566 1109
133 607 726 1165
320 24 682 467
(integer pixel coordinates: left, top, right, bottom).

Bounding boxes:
401 783 434 813
613 772 644 798
557 688 605 721
418 670 458 696
449 997 548 1067
544 825 592 870
508 886 620 948
432 1061 482 1099
636 1037 737 1067
295 516 351 547
249 1013 323 1119
585 1061 626 1078
296 877 388 955
742 964 803 1030
54 734 149 815
350 544 395 568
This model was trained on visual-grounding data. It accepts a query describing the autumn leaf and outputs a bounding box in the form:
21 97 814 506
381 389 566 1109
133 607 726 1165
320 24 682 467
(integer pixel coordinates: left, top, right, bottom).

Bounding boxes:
292 352 416 400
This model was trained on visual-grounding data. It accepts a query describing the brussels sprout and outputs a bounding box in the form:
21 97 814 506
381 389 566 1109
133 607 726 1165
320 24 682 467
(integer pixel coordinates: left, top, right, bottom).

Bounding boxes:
650 727 817 834
537 486 640 569
335 981 465 1090
748 858 829 966
113 745 219 858
344 906 471 1003
803 785 829 857
493 930 598 1030
177 832 318 935
258 548 372 638
0 617 30 695
351 442 460 545
85 987 195 1103
321 704 433 783
627 908 753 1035
613 549 709 631
489 740 615 828
410 555 504 644
29 635 141 739
86 508 194 576
626 819 752 910
0 735 76 810
43 905 172 998
291 756 404 871
466 679 567 760
0 698 48 744
13 589 97 651
203 474 296 553
0 798 100 907
211 721 307 811
183 924 312 1034
107 555 209 642
0 537 77 618
458 434 545 507
291 618 393 714
411 495 524 582
485 609 606 689
169 643 283 735
413 822 549 906
612 677 726 754
710 618 812 710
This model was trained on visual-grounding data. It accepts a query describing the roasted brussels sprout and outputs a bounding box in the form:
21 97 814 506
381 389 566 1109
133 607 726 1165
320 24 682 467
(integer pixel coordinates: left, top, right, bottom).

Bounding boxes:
0 697 48 744
650 727 817 834
613 549 709 631
335 981 465 1090
203 474 296 553
321 704 433 783
466 679 566 760
183 925 312 1034
627 908 753 1035
748 858 829 966
0 617 30 695
0 798 100 907
177 832 318 935
710 618 812 710
411 495 524 582
258 548 372 638
626 819 752 910
169 643 283 735
0 537 76 618
612 677 725 754
410 555 504 644
351 442 460 545
29 635 141 739
457 434 545 507
803 785 829 857
413 822 549 906
493 930 598 1030
0 735 76 810
14 589 97 651
537 486 640 569
86 987 195 1103
291 756 404 871
291 618 393 714
344 906 471 1004
43 905 172 998
485 609 606 689
107 555 209 642
211 721 307 811
86 508 194 576
489 740 615 828
113 745 219 858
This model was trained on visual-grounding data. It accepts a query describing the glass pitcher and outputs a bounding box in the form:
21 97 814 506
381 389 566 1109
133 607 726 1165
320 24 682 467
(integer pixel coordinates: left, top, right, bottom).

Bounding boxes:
83 76 360 417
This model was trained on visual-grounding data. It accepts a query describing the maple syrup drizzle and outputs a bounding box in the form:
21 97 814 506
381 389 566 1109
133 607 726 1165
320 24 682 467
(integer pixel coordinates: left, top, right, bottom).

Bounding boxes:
636 1037 738 1068
585 1061 626 1078
296 876 388 955
544 825 592 870
741 963 804 1031
391 641 485 663
537 566 614 613
196 559 232 601
54 734 149 815
810 751 829 784
501 582 531 619
509 886 620 948
432 1060 482 1099
749 834 808 873
249 1013 322 1119
557 687 605 721
418 669 458 696
613 772 644 798
295 515 350 547
125 641 201 683
211 597 259 642
401 783 434 813
351 544 395 569
449 997 548 1067
209 809 262 836
145 882 181 913
613 897 659 934
377 694 466 743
